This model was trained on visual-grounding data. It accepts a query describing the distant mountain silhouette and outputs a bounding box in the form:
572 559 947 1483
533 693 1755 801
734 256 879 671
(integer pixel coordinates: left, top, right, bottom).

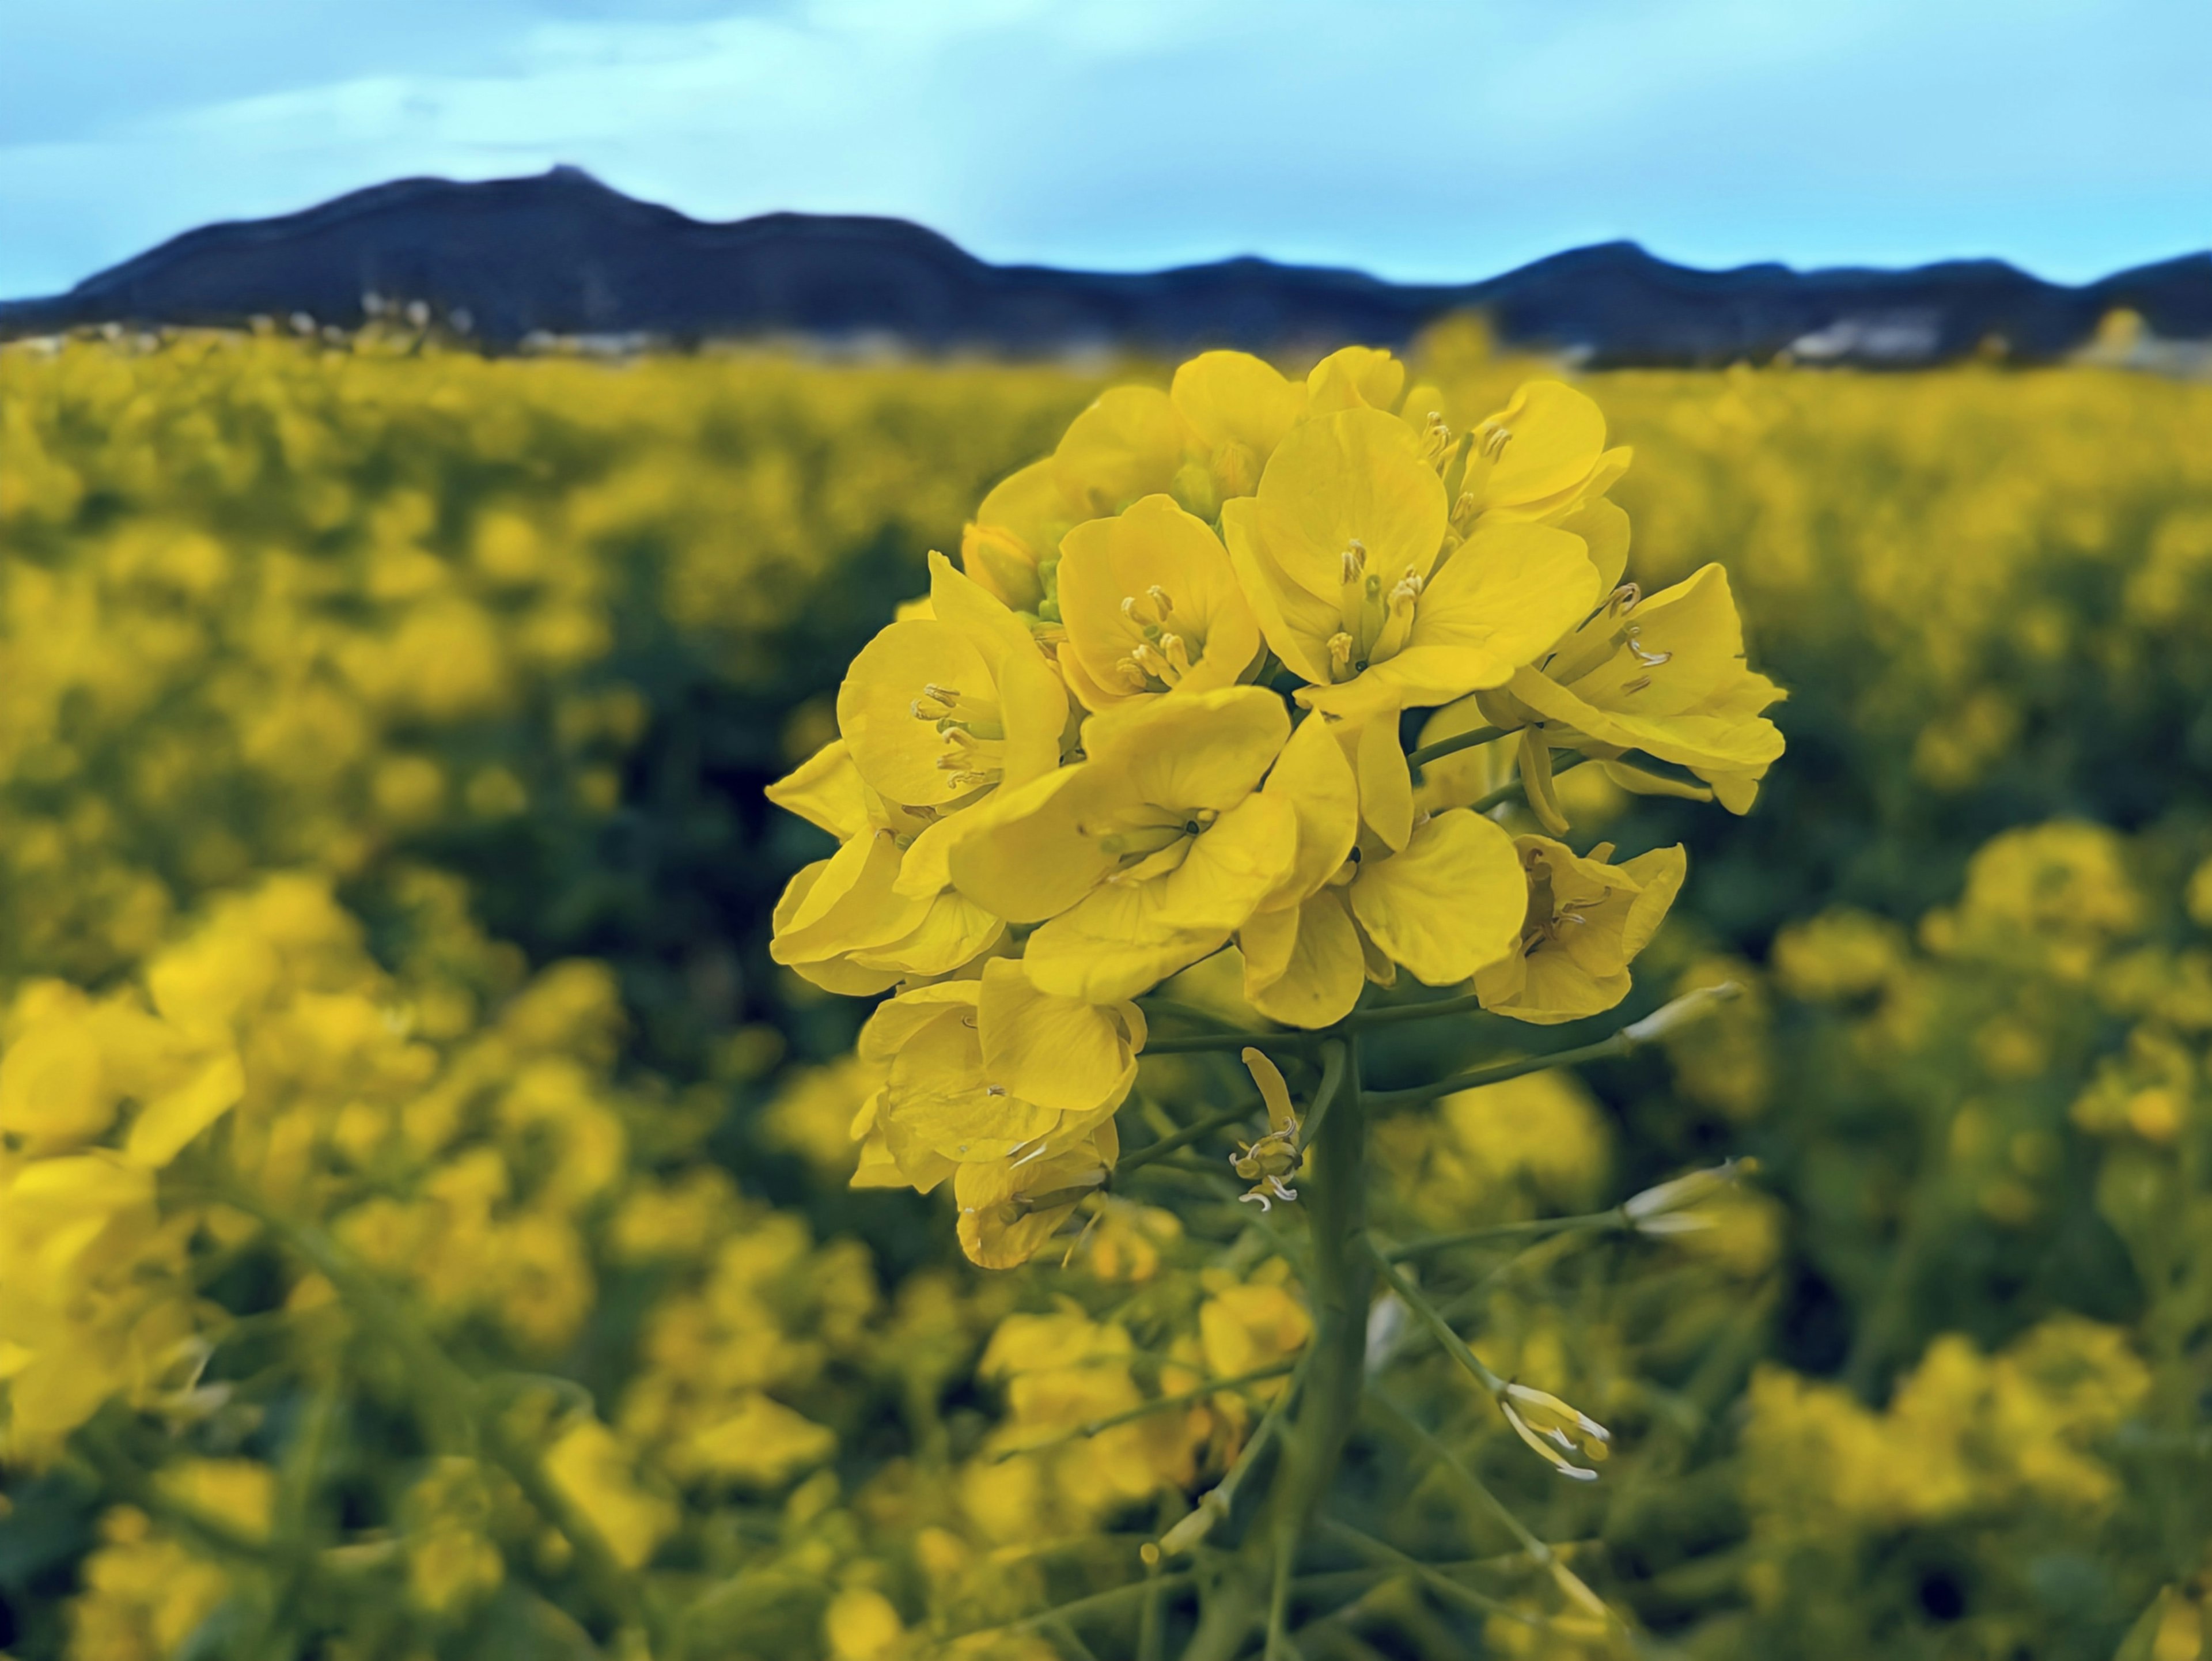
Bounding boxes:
5 165 2209 365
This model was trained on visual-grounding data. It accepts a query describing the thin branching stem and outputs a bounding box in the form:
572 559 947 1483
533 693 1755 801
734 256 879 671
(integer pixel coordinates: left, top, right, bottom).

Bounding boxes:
1365 1243 1509 1394
1382 1208 1630 1262
1296 1039 1350 1153
944 1576 1192 1644
991 1361 1296 1462
1315 1519 1535 1624
1116 1099 1260 1175
1365 1393 1613 1624
1403 724 1508 773
1344 992 1486 1031
1366 1030 1634 1113
1369 983 1739 1110
1143 1027 1324 1055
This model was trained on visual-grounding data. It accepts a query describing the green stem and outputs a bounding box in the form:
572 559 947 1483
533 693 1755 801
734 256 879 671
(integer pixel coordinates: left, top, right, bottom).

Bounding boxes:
943 1576 1191 1643
1365 1246 1508 1394
1143 1028 1321 1055
1366 983 1742 1111
1382 1209 1630 1262
199 1180 642 1629
1158 1357 1306 1561
1404 724 1508 773
1366 1393 1612 1624
1116 1100 1260 1175
1136 994 1244 1030
1468 751 1585 814
1295 1039 1350 1155
1266 1527 1296 1660
1344 992 1486 1031
990 1361 1294 1462
1316 1519 1533 1624
1260 1034 1373 1620
1366 1034 1630 1112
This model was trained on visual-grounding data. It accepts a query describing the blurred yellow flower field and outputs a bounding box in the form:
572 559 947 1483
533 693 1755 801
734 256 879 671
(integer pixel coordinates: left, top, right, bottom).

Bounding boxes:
1 327 2210 1660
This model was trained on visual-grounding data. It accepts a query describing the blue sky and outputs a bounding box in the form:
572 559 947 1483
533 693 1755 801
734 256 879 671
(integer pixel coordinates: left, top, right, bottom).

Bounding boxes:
4 0 2208 300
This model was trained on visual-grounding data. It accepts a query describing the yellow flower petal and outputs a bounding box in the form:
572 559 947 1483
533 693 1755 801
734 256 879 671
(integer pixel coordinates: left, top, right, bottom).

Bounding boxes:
1241 891 1366 1028
1056 495 1260 710
1474 837 1687 1024
857 982 978 1065
1023 792 1298 1002
946 766 1118 922
1258 713 1359 910
1087 684 1290 815
764 739 869 841
1349 809 1525 986
962 457 1069 612
125 1050 245 1169
1171 351 1305 462
768 840 914 994
1304 347 1406 416
847 889 1004 977
955 1142 1111 1269
978 958 1142 1115
888 1012 1060 1160
1301 518 1598 716
1354 716 1414 854
1473 381 1608 510
836 619 995 804
1053 387 1187 519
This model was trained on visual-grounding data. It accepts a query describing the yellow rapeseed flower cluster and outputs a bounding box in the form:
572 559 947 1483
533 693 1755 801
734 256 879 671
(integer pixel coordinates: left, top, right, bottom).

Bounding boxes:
769 346 1780 1266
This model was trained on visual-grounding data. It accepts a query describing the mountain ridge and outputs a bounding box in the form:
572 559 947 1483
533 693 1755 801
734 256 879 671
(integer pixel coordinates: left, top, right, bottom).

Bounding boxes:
6 165 2209 365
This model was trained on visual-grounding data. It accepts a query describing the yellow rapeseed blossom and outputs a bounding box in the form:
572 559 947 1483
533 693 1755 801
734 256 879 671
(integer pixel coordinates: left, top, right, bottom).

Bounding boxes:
1478 563 1786 823
1475 835 1687 1023
1241 716 1528 1026
1054 494 1263 709
950 686 1298 1000
1223 408 1597 720
855 962 1144 1195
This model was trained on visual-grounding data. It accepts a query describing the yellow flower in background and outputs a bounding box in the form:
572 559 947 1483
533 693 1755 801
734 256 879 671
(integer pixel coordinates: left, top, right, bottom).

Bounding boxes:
1054 494 1263 710
1482 563 1786 818
1223 408 1599 719
855 961 1145 1194
1199 1281 1313 1382
543 1417 676 1571
683 1390 838 1486
1475 836 1687 1023
949 686 1297 1000
1241 716 1529 1027
824 1586 906 1661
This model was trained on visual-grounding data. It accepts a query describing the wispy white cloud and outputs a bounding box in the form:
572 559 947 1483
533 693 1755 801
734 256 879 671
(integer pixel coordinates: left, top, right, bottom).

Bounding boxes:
3 0 2207 298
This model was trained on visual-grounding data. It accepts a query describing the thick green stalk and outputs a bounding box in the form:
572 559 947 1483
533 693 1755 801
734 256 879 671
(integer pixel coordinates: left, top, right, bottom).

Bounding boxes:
1264 1035 1373 1650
